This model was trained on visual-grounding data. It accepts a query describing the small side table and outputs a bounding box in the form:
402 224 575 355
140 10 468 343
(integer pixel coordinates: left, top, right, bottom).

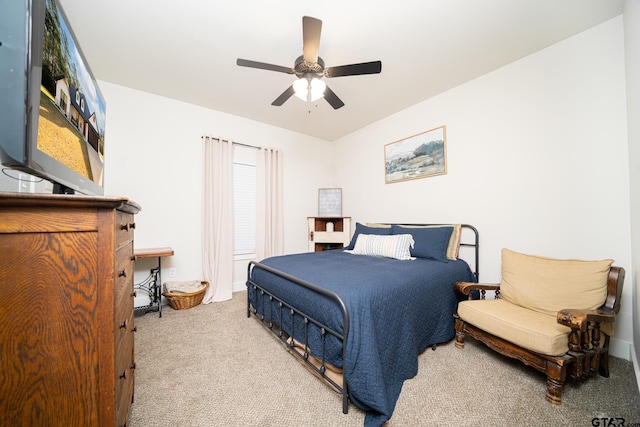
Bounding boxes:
134 247 174 317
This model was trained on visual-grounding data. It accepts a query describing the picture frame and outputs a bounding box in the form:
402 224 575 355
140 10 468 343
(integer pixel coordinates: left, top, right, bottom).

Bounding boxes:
384 125 447 184
318 188 342 217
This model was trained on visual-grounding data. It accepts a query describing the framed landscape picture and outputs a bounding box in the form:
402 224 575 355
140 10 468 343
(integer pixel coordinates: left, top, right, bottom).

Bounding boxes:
384 125 447 184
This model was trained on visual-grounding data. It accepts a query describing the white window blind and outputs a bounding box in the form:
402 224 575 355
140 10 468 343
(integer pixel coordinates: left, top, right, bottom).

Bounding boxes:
233 161 256 255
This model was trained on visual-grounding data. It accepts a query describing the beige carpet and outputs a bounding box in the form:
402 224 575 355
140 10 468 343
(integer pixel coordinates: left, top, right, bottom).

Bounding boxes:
129 291 640 426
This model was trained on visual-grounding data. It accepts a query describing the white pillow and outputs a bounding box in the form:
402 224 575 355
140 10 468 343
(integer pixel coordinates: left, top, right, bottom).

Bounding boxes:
345 234 415 260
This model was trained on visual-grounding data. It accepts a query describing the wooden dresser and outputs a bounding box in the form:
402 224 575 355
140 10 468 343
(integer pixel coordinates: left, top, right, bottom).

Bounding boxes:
0 193 141 426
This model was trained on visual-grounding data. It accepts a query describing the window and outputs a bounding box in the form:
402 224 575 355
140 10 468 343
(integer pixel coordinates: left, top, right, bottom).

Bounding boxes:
233 147 256 256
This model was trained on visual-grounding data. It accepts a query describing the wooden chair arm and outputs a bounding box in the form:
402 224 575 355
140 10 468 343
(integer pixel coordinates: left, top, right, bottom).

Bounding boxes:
557 308 616 331
454 281 500 296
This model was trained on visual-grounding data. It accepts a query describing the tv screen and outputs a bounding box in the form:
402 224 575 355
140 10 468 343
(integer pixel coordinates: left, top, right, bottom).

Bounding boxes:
0 0 106 195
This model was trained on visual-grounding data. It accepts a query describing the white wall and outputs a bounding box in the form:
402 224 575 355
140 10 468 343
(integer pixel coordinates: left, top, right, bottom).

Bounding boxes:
624 0 640 382
333 16 633 360
100 15 634 361
99 83 335 302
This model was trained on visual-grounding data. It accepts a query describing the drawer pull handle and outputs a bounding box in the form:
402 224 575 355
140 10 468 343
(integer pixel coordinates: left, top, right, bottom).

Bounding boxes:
131 291 137 298
131 362 137 370
119 370 127 379
132 326 138 333
129 223 136 229
118 270 127 278
120 320 127 329
120 224 129 231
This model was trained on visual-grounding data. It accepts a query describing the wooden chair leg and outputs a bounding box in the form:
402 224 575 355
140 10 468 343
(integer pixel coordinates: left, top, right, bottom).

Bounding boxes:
545 363 566 405
455 330 466 349
598 333 611 378
453 317 466 349
599 349 610 378
545 376 564 405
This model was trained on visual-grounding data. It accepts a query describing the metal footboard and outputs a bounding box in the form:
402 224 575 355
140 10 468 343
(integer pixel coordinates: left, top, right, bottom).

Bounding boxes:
246 261 351 414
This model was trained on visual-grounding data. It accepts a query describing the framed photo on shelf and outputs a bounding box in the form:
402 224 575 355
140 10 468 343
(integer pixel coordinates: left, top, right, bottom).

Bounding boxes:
384 125 447 184
318 188 342 217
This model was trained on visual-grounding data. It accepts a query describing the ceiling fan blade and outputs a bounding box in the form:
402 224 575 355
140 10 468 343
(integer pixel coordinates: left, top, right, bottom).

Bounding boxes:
325 61 382 78
237 58 295 74
323 85 345 109
271 85 295 106
302 16 322 63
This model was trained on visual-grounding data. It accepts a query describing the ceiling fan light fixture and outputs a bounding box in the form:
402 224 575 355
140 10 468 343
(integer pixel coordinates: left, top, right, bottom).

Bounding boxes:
237 17 381 110
292 78 307 100
293 76 326 102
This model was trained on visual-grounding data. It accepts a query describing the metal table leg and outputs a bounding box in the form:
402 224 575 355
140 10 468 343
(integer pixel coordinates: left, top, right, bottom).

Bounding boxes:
133 247 174 318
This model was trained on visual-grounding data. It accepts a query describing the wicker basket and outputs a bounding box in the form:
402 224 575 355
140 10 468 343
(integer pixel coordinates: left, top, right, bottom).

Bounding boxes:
162 281 209 310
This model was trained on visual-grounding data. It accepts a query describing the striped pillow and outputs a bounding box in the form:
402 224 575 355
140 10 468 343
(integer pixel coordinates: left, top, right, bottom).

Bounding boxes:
346 234 415 260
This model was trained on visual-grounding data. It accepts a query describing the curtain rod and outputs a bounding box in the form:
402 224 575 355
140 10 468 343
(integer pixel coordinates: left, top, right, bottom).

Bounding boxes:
201 136 261 150
233 141 261 150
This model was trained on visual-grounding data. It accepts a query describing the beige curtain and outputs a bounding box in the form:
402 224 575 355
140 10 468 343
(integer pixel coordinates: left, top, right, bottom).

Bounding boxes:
201 136 233 303
256 147 284 260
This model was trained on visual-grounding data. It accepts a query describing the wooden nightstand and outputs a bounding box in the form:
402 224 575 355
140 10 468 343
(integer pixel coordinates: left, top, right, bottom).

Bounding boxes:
308 216 351 251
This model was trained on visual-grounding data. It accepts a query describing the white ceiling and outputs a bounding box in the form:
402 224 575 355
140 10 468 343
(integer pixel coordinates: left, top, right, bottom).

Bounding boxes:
58 0 624 141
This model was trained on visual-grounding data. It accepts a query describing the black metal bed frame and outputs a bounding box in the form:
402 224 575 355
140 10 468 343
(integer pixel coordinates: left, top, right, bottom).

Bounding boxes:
246 224 479 415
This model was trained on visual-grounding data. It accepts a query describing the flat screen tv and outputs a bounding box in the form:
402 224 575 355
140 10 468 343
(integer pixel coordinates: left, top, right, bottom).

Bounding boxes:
0 0 106 195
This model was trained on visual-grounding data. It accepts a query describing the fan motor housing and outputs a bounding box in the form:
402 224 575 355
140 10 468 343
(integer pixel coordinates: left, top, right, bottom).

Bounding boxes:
294 55 325 77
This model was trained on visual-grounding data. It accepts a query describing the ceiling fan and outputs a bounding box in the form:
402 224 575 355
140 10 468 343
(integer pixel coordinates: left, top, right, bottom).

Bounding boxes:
236 16 382 110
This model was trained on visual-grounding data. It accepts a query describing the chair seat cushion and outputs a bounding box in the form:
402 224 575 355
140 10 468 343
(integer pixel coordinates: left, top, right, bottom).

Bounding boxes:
458 299 571 356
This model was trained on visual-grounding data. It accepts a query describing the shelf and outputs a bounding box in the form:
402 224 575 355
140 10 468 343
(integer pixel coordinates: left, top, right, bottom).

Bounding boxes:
308 217 351 252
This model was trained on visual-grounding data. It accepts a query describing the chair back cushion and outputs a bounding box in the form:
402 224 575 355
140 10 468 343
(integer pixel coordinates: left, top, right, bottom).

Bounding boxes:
500 248 613 316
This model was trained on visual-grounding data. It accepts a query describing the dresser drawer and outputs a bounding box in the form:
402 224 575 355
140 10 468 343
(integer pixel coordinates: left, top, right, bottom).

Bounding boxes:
115 317 135 426
115 294 134 348
115 242 134 304
115 311 134 377
115 211 135 250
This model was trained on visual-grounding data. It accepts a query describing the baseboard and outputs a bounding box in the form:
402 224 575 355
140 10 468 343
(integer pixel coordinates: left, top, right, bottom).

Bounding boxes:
233 280 246 293
632 344 640 395
609 337 632 360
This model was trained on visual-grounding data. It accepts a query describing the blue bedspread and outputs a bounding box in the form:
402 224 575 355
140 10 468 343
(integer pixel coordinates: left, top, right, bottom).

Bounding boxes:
249 250 474 426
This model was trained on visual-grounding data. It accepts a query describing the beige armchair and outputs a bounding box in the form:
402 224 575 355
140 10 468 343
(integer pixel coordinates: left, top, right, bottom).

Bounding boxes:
453 248 625 404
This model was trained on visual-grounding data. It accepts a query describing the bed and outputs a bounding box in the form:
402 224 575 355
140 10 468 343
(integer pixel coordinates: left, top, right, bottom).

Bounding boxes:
246 223 479 426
